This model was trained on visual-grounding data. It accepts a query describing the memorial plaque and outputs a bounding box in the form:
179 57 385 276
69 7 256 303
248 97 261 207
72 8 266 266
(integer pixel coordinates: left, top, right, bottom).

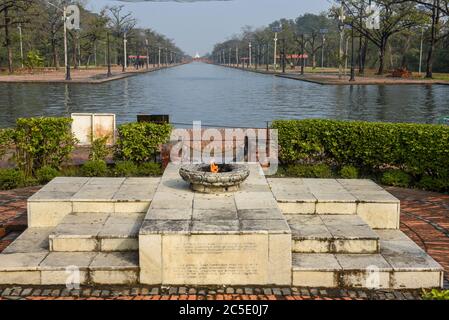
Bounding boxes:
162 234 269 285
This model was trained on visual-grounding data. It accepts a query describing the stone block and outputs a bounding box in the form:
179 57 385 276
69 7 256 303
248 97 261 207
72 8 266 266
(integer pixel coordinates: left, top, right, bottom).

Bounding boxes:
28 201 72 227
357 203 400 229
336 254 392 289
39 252 96 285
237 208 284 220
89 252 139 285
191 220 240 234
139 234 162 285
0 252 48 285
2 228 53 254
240 219 291 234
316 202 357 215
161 234 269 285
139 220 190 235
390 271 443 289
193 209 238 221
145 208 192 221
100 239 138 252
268 234 291 285
72 202 114 213
114 201 150 213
277 202 316 214
292 253 340 287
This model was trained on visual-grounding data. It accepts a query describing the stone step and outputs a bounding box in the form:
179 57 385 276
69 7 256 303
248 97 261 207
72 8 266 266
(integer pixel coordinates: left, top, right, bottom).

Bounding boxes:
0 251 139 285
286 214 379 254
268 178 400 229
292 230 443 289
49 213 144 252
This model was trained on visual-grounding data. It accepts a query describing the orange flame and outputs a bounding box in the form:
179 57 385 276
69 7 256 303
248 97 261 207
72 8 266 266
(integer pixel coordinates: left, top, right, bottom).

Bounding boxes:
210 162 219 174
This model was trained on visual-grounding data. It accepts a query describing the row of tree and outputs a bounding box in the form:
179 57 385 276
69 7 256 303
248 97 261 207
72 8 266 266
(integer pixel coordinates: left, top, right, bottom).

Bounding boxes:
0 0 186 73
210 0 449 77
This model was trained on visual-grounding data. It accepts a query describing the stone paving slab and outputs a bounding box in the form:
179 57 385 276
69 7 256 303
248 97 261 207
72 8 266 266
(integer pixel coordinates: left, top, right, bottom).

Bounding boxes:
287 214 379 254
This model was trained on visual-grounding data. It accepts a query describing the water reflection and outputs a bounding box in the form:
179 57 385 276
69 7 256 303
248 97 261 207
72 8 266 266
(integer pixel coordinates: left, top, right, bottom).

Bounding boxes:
0 62 448 128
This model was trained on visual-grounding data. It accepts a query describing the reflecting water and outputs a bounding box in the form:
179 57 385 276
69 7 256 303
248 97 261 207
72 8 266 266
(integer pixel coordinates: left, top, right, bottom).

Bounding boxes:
0 62 448 128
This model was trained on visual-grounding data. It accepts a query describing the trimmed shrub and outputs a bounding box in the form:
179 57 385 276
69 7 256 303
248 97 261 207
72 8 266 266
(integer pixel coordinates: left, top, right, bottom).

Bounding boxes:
14 117 77 177
81 160 108 177
115 122 172 163
285 163 333 178
0 128 14 159
89 136 110 161
35 166 59 184
416 175 449 192
272 119 449 178
113 161 138 177
381 170 412 188
0 169 25 190
340 165 359 179
138 162 163 176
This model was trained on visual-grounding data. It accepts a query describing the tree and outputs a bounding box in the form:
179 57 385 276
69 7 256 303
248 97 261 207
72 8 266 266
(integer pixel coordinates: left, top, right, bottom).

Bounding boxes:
335 0 425 74
0 0 36 73
105 5 137 68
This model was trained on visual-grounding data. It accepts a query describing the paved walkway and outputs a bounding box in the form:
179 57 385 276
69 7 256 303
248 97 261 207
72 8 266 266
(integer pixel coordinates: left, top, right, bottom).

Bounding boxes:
0 185 448 300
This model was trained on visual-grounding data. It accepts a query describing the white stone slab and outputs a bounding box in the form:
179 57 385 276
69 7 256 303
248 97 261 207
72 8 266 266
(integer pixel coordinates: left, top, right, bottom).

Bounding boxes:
89 252 139 285
161 234 269 285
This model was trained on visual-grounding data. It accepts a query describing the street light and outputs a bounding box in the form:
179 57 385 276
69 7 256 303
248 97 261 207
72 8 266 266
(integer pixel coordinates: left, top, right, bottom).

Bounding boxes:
145 39 149 70
249 42 252 68
46 1 80 81
320 28 328 69
107 32 112 77
123 32 128 71
17 24 24 69
272 23 282 70
349 24 355 82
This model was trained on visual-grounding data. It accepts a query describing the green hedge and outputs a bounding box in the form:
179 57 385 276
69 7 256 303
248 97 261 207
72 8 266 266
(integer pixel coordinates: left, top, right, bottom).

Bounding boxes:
114 122 172 163
272 119 449 178
14 117 77 177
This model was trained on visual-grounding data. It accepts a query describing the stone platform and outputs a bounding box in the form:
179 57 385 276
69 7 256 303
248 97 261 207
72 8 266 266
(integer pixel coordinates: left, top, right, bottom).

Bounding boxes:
0 165 444 289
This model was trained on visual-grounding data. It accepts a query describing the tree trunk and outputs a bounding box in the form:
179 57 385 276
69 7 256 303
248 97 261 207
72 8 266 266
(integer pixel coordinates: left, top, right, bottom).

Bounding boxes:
359 37 368 75
426 2 439 79
4 8 13 74
51 38 60 69
377 41 386 75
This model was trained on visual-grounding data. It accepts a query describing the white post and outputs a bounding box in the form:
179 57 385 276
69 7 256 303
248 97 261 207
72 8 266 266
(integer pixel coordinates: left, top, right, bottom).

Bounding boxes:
419 26 424 76
158 47 161 67
124 33 128 69
273 32 278 70
236 47 238 66
321 34 325 69
249 42 252 67
64 6 68 77
345 36 349 75
18 24 24 68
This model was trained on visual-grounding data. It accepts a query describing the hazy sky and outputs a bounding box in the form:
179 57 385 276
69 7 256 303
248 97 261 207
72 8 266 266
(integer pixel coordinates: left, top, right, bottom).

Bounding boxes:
87 0 331 56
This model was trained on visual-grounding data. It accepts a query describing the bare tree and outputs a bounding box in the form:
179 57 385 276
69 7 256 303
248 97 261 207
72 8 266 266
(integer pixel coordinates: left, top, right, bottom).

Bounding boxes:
0 0 36 73
105 5 137 67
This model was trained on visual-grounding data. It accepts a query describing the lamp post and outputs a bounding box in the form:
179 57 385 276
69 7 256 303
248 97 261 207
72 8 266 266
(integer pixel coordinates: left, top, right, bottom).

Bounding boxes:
17 24 24 68
107 32 112 77
123 32 128 71
236 47 239 67
320 28 328 69
63 5 71 80
281 38 286 74
158 47 161 67
145 39 149 70
249 42 252 68
272 24 282 70
301 34 305 75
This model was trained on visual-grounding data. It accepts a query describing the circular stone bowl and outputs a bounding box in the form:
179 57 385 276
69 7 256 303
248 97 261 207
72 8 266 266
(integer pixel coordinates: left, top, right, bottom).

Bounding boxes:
179 163 250 193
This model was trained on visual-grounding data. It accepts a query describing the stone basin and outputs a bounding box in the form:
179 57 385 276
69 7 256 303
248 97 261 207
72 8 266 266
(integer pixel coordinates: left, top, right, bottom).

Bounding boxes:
179 163 250 193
